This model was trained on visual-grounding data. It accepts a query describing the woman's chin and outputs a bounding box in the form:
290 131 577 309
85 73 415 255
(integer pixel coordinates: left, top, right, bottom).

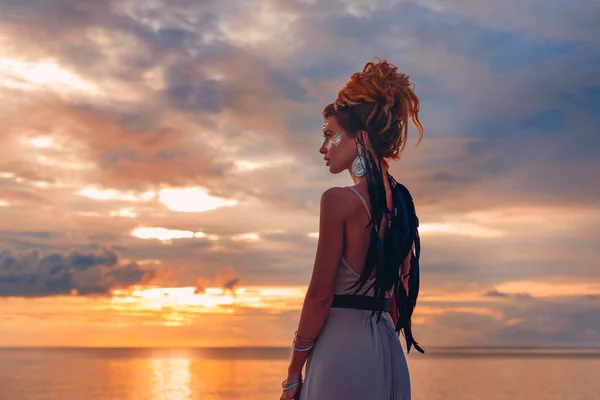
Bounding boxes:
328 165 345 175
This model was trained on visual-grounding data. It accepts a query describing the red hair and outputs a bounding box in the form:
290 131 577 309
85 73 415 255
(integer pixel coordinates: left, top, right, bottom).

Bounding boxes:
323 58 424 159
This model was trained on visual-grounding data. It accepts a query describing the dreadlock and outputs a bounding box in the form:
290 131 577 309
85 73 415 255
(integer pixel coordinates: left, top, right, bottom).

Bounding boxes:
322 58 425 354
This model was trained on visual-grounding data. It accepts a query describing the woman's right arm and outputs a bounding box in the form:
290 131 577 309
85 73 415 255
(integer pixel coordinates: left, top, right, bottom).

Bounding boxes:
286 187 347 379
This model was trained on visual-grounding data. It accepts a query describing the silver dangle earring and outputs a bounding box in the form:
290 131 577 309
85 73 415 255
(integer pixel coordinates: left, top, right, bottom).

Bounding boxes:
351 147 366 177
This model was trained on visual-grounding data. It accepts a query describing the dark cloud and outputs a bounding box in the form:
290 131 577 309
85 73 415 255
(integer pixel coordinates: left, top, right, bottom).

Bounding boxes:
194 266 241 294
417 0 600 43
0 248 163 297
485 289 533 300
489 298 600 347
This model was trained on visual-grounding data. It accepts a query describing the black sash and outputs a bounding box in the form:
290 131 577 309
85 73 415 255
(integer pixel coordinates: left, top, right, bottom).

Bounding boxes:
331 294 388 312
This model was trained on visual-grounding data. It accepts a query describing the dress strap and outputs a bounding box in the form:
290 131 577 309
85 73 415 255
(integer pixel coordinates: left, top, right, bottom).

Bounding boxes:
348 186 371 220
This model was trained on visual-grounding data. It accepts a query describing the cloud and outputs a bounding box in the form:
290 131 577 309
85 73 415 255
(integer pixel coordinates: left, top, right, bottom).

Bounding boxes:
417 0 600 43
194 266 241 294
484 289 533 300
0 247 165 297
488 297 600 347
1 0 597 214
0 0 598 346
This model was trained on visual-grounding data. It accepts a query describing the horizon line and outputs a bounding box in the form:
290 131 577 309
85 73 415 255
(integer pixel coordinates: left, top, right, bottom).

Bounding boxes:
2 345 600 350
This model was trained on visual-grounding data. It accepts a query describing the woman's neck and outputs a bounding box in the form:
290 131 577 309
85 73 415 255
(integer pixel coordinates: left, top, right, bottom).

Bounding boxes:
350 159 389 185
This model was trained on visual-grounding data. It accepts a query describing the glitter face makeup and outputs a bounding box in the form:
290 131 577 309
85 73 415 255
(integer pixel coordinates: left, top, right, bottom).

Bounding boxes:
322 120 342 150
331 132 342 147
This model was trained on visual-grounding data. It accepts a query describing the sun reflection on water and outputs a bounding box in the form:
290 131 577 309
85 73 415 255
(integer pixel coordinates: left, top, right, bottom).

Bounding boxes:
151 357 192 400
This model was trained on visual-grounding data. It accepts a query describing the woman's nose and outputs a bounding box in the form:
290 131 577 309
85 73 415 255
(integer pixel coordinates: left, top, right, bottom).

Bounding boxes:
319 144 327 154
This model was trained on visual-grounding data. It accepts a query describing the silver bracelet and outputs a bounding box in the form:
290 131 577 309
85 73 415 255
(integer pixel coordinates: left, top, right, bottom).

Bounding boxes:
294 331 315 343
293 342 315 352
282 375 302 391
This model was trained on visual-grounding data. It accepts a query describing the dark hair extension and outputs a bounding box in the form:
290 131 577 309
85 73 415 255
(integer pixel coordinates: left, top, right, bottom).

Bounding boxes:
390 177 423 353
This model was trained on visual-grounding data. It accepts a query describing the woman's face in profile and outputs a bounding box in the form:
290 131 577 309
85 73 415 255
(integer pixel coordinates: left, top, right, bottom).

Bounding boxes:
319 116 356 174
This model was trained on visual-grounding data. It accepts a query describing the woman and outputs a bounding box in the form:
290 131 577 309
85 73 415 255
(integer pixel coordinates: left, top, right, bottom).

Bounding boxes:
280 58 425 400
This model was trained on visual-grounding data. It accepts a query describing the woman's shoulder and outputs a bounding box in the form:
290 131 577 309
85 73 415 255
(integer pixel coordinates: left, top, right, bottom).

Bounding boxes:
319 186 359 215
320 186 354 201
319 186 353 206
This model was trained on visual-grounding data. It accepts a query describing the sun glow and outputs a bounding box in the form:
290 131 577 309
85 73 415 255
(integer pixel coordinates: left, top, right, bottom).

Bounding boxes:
158 187 237 213
110 286 306 321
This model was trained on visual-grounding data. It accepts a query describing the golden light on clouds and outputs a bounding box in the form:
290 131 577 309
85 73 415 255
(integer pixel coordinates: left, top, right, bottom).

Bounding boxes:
419 222 506 238
109 208 138 218
76 186 237 214
78 187 156 202
416 206 600 239
0 57 98 94
231 233 261 242
110 286 306 320
112 287 235 315
494 280 600 298
131 227 211 242
0 171 52 189
34 154 94 170
0 286 306 346
158 187 237 213
0 200 7 207
0 172 15 179
417 306 504 320
234 160 266 171
24 136 56 149
234 157 294 172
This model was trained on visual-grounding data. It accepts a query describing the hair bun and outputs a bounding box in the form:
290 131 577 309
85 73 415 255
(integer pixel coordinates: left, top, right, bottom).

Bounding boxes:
332 57 424 159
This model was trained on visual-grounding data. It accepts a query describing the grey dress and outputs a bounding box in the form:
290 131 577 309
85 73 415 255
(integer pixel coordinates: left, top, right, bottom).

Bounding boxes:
299 187 411 400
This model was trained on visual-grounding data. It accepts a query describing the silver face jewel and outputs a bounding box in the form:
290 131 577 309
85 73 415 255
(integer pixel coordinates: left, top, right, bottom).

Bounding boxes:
331 132 342 147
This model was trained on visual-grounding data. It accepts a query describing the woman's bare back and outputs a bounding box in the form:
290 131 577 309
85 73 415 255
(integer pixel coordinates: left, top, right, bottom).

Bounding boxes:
341 179 394 279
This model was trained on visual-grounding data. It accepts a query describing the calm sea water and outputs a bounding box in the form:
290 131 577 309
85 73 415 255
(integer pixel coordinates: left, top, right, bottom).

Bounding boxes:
1 347 599 400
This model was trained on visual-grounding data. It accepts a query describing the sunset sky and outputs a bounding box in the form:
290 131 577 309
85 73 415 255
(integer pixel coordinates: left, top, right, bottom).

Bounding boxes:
0 0 599 348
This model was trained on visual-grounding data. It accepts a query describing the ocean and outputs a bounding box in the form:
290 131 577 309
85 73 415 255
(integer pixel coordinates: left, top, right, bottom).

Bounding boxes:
0 347 599 400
